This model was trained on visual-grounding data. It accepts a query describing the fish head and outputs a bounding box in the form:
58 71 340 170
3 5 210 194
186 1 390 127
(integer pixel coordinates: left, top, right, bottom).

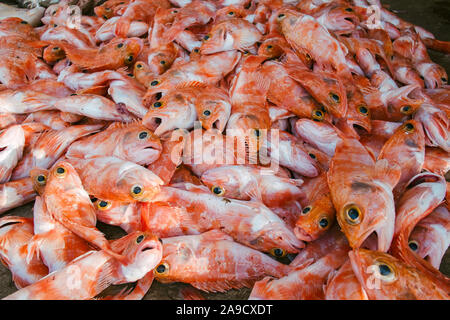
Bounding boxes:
294 194 335 242
345 88 372 134
420 63 448 89
47 161 85 191
142 89 195 136
118 124 162 166
133 61 153 83
107 37 143 67
147 43 178 75
115 231 163 283
334 179 395 251
349 249 428 300
43 45 66 64
0 216 33 248
200 166 244 199
117 165 164 202
326 5 360 31
30 168 49 196
258 37 287 59
196 89 231 132
200 24 233 55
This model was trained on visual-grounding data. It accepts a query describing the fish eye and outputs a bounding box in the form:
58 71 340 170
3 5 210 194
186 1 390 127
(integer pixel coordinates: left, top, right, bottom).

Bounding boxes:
403 122 415 133
400 105 412 114
375 261 396 282
305 53 312 61
203 34 211 41
408 240 419 251
344 205 361 225
345 7 353 12
36 174 46 185
211 185 225 196
117 43 124 49
308 153 316 159
277 13 285 19
20 20 28 24
52 46 60 51
318 217 329 229
53 24 58 27
203 110 211 117
97 200 111 210
160 60 166 65
302 206 311 214
152 101 163 109
193 48 200 53
155 92 162 100
125 55 134 63
105 7 111 12
253 128 261 138
266 45 273 50
441 77 447 83
136 234 145 243
135 63 143 69
131 185 143 198
138 131 149 140
312 109 324 121
269 248 286 258
228 11 235 15
55 166 66 177
329 92 340 103
155 262 169 275
358 105 369 116
150 80 160 86
172 10 178 13
103 15 108 19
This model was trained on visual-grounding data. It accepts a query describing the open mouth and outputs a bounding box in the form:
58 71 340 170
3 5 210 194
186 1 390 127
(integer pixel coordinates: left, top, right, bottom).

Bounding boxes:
141 246 154 252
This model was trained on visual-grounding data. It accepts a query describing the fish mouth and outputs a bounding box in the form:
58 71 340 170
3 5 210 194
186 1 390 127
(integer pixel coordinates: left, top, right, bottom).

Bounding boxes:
293 226 315 242
141 246 155 252
405 172 442 190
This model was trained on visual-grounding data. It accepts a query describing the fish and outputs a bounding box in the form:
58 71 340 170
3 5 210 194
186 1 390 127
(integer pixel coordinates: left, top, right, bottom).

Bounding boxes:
294 172 335 242
4 231 163 300
150 183 304 255
154 230 291 292
327 138 401 252
66 122 162 166
65 156 164 202
0 216 49 289
200 165 303 208
200 18 262 54
248 236 349 300
93 200 141 233
349 248 449 300
389 172 449 291
0 178 37 215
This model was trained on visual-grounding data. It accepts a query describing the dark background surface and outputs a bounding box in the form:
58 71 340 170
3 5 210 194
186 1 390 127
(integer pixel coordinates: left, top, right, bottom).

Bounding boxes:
0 0 448 299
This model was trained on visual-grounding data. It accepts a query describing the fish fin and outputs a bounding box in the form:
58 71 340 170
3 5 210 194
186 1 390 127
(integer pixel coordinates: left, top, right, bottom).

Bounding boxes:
179 287 206 300
373 159 401 189
22 93 57 109
289 257 315 270
12 275 31 290
93 281 138 300
93 258 118 296
191 278 255 293
244 178 263 202
25 235 43 265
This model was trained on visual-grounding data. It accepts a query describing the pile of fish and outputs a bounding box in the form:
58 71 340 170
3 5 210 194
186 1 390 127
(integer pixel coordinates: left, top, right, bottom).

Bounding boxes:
0 0 449 300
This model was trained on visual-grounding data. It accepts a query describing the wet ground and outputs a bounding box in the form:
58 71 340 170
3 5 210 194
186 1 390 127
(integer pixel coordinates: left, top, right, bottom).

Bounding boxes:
0 0 449 299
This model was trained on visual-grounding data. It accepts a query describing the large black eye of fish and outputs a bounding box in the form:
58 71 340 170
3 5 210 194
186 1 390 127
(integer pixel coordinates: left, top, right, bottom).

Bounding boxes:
135 63 143 69
408 240 419 251
302 206 311 214
55 166 66 177
203 110 211 117
318 217 329 229
131 185 143 198
344 205 361 225
150 80 160 86
136 234 145 244
269 248 286 258
36 174 46 185
155 262 169 275
117 43 124 49
312 109 324 121
358 105 369 116
153 101 162 109
97 200 111 210
375 262 396 282
203 34 210 41
277 13 285 19
211 186 225 196
228 11 235 16
20 20 28 24
138 131 149 140
403 122 415 133
400 105 412 114
308 153 316 159
441 77 447 83
329 92 341 103
125 55 134 63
